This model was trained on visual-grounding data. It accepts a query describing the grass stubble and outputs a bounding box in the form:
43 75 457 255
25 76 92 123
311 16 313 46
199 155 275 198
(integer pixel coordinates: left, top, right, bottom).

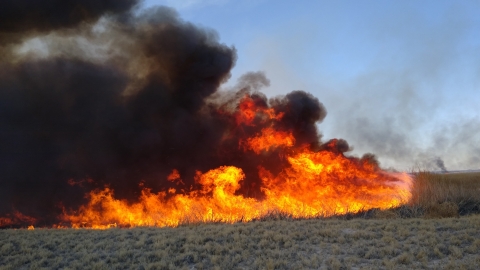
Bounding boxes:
1 171 480 270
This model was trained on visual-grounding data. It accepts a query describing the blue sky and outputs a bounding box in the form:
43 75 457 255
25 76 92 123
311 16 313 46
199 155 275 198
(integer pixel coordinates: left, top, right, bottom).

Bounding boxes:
143 0 480 171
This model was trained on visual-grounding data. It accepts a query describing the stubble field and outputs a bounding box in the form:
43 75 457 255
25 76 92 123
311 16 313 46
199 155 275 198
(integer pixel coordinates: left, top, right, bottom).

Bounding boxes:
1 171 480 270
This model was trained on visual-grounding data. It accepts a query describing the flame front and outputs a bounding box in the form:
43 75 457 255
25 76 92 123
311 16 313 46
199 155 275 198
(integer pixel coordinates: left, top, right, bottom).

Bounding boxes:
0 4 416 230
61 147 412 229
4 93 412 229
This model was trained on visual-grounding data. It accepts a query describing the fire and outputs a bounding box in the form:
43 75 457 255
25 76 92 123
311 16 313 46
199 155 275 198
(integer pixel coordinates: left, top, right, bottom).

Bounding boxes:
262 148 411 215
167 169 181 181
0 1 415 230
59 147 412 229
1 92 412 229
61 167 262 228
52 93 413 229
0 211 37 228
241 128 295 154
234 95 284 126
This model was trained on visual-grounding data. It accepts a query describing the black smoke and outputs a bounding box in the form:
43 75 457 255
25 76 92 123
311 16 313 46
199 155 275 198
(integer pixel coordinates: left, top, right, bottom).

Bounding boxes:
0 0 139 33
434 157 448 173
0 1 334 227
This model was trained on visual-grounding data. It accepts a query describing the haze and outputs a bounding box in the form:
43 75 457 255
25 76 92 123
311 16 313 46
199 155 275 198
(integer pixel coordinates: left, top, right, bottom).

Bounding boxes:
146 0 480 171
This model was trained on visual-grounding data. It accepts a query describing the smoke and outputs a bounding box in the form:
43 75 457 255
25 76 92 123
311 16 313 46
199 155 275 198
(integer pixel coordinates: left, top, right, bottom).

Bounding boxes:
321 3 480 171
412 155 449 173
235 71 271 91
0 0 139 33
0 2 330 226
240 1 480 172
434 157 448 173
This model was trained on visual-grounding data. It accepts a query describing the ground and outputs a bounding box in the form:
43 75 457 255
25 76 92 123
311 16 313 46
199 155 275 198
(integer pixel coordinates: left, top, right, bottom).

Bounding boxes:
1 214 480 269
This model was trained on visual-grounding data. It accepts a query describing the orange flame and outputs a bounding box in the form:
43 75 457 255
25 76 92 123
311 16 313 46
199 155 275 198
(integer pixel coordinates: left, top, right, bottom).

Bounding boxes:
60 147 412 229
4 93 413 229
234 95 284 126
261 148 412 215
167 169 185 186
0 211 37 228
241 128 295 154
167 169 181 181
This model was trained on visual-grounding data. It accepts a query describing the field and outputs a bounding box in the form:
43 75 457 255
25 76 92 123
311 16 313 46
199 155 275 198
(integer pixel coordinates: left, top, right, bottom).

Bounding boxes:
1 172 480 270
409 171 480 215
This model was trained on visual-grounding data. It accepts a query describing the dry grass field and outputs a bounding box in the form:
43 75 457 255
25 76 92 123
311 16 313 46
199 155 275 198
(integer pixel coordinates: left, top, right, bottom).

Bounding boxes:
1 171 480 270
408 171 480 217
2 216 480 269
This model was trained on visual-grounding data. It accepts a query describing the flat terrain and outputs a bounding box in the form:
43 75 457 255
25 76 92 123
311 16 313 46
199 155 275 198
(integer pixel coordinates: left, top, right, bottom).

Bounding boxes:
1 215 480 270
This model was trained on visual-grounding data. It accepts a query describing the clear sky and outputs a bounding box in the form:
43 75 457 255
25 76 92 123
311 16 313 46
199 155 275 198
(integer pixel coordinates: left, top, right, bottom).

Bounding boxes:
143 0 480 171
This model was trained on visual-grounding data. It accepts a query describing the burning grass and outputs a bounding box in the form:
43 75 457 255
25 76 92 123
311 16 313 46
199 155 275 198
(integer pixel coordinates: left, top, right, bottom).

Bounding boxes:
2 171 479 229
337 171 480 220
58 170 480 226
1 171 480 269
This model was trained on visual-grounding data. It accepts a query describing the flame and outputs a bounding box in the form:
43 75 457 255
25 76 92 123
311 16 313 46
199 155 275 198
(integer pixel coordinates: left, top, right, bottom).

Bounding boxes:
56 95 413 229
241 128 295 154
2 93 413 229
59 147 412 229
167 169 185 186
234 95 284 126
261 148 412 215
0 211 37 228
167 169 181 181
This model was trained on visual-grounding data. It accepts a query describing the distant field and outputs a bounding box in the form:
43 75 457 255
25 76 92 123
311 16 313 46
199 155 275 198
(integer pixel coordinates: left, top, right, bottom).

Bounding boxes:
1 171 480 269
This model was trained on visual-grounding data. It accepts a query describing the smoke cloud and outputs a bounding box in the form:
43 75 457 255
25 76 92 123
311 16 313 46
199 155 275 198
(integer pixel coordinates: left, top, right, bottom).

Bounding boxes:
0 2 332 226
0 0 139 33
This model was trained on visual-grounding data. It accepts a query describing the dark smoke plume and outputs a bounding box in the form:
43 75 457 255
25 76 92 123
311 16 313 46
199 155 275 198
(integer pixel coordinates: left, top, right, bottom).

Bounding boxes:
0 2 341 227
434 157 448 173
0 0 139 33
